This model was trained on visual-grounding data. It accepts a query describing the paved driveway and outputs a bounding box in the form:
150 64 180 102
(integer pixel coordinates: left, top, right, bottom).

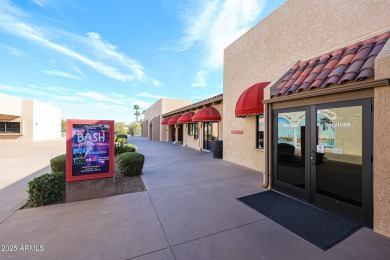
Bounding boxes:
0 137 389 259
0 138 65 221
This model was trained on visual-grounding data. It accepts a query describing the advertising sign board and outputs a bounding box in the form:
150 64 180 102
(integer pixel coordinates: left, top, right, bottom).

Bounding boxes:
66 120 114 182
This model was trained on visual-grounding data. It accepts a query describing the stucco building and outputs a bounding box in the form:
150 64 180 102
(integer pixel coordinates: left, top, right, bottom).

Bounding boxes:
143 0 390 238
141 98 192 141
162 94 223 151
223 0 390 237
0 93 62 143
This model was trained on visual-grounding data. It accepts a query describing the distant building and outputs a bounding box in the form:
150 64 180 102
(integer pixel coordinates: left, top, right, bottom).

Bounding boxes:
161 94 223 151
0 93 61 143
141 98 192 141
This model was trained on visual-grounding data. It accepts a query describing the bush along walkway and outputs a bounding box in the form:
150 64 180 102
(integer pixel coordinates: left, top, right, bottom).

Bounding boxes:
24 142 146 208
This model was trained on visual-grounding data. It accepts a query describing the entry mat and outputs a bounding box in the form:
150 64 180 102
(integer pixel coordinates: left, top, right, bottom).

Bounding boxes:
237 190 362 250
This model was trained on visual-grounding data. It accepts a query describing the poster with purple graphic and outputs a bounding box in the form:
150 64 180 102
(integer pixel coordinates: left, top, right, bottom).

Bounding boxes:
72 124 110 176
66 120 114 182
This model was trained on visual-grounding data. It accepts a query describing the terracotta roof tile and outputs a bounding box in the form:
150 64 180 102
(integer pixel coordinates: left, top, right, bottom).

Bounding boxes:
351 42 375 62
356 68 374 80
271 31 390 97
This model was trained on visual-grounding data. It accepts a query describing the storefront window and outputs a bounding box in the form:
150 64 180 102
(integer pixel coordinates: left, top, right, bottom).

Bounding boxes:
188 123 199 139
0 122 21 134
256 115 264 149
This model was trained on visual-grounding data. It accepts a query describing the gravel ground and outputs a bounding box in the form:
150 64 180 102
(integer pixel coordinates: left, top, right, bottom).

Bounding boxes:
114 163 146 195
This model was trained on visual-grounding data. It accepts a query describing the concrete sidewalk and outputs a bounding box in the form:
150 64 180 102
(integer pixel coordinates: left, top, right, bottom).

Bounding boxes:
0 137 389 259
0 138 65 220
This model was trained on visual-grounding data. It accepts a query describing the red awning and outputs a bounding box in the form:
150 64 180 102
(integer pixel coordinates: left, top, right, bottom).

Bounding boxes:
161 117 171 125
235 82 270 117
192 107 221 122
168 115 182 125
177 112 195 124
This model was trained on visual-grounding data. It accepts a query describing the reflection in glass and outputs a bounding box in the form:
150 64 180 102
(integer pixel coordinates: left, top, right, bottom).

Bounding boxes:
0 122 21 133
203 122 218 150
277 111 305 189
316 106 363 207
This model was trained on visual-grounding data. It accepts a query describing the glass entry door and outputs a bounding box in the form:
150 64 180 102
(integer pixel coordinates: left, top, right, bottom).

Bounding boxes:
273 99 373 226
273 108 310 201
203 122 218 150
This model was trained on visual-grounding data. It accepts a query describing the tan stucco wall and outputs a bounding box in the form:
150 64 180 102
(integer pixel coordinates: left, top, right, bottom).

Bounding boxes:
151 116 161 141
144 100 162 122
373 86 390 237
224 0 390 172
144 98 192 141
141 120 148 137
0 100 32 143
372 38 390 237
0 93 22 118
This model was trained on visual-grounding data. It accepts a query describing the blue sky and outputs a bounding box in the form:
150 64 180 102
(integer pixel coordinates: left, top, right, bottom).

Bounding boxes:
0 0 286 123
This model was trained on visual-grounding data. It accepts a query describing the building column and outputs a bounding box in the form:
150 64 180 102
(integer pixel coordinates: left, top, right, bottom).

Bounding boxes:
174 125 179 144
183 124 187 147
199 122 203 151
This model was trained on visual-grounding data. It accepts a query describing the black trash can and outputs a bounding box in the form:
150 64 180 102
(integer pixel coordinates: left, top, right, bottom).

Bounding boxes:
212 140 223 159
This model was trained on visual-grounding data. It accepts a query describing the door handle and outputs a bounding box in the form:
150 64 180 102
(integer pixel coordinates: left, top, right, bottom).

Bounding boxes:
311 151 324 165
312 151 318 165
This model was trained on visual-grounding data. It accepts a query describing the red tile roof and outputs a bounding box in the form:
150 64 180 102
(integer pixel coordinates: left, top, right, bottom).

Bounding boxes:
271 31 390 97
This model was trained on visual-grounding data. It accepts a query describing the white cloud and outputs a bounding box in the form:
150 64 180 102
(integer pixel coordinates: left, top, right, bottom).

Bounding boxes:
75 91 125 105
178 0 266 68
0 1 155 83
42 69 83 81
31 0 47 7
136 92 167 100
152 80 161 87
191 70 207 87
86 32 145 81
0 43 25 56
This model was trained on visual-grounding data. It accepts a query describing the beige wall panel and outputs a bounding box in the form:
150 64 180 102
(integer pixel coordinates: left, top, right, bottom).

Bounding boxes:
152 117 161 141
374 45 390 235
141 120 148 137
161 99 192 115
0 93 22 117
186 123 202 150
373 86 390 237
223 0 390 171
144 100 162 122
143 98 192 141
224 116 265 171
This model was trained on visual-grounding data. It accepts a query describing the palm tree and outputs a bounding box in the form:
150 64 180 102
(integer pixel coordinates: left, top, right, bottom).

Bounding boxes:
133 104 140 122
318 116 335 132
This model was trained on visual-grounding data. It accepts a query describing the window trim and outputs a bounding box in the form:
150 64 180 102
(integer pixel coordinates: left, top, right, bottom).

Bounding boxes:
188 123 199 139
256 115 264 149
0 121 23 135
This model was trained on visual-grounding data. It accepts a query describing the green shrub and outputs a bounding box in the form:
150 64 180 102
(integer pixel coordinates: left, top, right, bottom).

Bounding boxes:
114 143 138 156
116 152 145 176
27 172 66 207
116 138 127 145
115 134 128 141
50 154 66 173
